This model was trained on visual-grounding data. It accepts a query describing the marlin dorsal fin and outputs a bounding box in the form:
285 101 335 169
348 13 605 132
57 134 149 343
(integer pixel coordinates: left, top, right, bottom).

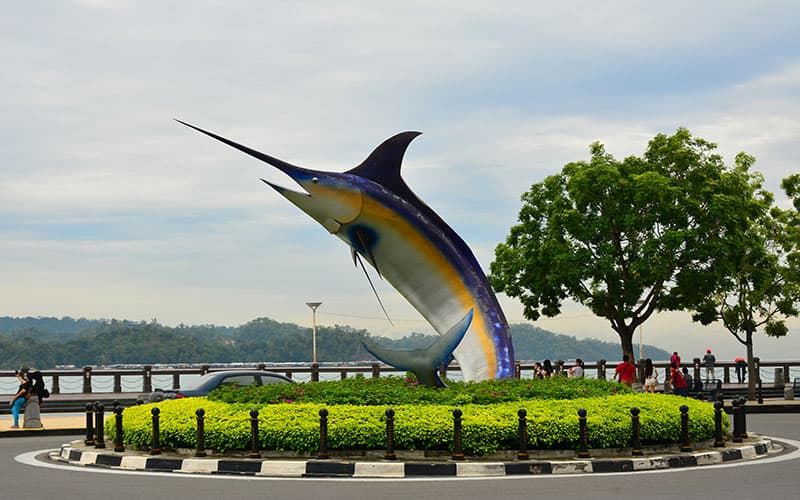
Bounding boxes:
346 131 421 194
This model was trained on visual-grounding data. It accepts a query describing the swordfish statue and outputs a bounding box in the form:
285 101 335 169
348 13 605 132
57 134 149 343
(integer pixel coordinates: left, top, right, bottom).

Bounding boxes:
178 121 515 385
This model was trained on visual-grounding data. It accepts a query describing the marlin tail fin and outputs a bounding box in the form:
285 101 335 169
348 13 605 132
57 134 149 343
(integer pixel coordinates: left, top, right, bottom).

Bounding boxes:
361 309 473 387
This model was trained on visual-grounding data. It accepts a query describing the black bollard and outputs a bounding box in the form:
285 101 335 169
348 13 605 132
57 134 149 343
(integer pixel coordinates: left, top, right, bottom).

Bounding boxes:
679 405 691 452
84 403 94 445
452 408 465 461
195 408 206 457
713 400 725 447
317 408 329 459
114 406 124 452
630 407 643 457
150 407 161 455
732 398 742 443
738 396 748 439
757 378 763 404
578 408 590 458
385 408 396 460
249 409 260 458
517 408 529 460
94 402 105 449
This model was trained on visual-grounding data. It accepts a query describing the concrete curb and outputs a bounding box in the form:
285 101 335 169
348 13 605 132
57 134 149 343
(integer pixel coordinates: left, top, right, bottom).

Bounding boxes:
50 438 775 478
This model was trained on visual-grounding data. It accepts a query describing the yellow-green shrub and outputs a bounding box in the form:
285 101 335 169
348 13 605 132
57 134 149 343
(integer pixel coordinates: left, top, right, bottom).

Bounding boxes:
105 393 723 455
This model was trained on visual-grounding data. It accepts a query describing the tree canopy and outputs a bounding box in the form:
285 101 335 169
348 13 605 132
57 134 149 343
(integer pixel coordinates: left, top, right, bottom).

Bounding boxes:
692 169 800 397
489 129 770 361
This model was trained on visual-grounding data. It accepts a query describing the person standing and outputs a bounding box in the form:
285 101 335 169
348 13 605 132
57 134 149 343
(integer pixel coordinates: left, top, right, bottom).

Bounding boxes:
670 351 681 368
614 355 636 387
542 359 554 378
702 349 716 380
670 362 688 396
643 358 658 393
734 357 747 383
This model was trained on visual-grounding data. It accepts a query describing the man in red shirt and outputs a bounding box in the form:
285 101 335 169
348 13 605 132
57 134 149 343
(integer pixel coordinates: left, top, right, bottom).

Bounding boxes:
614 355 636 387
670 362 688 396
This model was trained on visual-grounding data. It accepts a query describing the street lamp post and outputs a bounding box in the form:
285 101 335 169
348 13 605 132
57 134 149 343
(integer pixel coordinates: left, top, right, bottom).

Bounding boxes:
306 302 322 364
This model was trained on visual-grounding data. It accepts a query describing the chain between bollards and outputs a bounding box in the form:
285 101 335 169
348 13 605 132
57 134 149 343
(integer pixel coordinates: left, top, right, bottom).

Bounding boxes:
385 408 396 460
679 405 691 452
452 408 464 461
195 408 206 457
150 407 161 455
577 408 590 458
94 402 105 449
517 408 529 460
318 408 329 459
249 409 260 458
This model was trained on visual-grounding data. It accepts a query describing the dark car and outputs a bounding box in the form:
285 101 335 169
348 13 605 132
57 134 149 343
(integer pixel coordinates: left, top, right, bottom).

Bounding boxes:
136 370 292 404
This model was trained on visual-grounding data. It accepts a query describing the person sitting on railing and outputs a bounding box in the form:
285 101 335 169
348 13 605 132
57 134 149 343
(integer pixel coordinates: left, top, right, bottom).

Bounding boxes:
568 359 585 378
8 367 30 429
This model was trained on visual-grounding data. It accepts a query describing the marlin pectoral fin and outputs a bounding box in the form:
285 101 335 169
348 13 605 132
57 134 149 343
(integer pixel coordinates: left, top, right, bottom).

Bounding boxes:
353 228 381 278
361 309 473 387
355 252 394 326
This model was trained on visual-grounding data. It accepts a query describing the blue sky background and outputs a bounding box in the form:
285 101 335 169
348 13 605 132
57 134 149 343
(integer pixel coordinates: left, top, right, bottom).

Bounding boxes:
2 1 799 361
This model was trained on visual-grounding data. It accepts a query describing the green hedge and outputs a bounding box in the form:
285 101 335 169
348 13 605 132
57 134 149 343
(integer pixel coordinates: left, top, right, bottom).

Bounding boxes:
207 375 633 405
105 393 723 455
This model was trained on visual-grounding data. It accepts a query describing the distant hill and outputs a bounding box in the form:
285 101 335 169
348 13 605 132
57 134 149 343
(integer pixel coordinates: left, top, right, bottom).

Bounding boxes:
509 323 669 362
0 316 668 369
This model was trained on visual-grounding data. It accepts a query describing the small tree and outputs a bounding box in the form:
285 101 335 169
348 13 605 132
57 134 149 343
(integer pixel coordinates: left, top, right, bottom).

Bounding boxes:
489 129 768 362
693 170 800 399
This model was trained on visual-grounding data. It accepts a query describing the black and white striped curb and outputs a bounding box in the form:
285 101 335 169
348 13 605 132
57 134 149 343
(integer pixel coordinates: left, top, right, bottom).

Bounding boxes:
50 438 775 478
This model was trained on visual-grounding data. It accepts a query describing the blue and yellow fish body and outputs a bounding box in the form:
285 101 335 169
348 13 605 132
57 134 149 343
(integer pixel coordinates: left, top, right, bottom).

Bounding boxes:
178 123 514 382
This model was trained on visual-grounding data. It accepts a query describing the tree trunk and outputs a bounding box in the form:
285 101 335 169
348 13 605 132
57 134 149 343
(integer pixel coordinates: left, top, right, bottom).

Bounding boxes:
618 329 635 363
746 330 756 400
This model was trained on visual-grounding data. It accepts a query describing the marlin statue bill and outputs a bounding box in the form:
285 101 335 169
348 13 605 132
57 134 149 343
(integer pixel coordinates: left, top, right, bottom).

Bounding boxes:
177 120 515 384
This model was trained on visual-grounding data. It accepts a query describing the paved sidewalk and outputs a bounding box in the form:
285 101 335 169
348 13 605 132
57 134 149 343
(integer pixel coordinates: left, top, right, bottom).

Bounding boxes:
0 413 87 437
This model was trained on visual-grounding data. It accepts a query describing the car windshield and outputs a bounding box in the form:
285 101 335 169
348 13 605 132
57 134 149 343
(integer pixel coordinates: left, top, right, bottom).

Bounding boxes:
179 372 217 391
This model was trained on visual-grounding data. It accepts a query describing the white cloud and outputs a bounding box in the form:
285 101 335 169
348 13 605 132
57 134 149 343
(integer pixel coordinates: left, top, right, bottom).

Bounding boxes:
1 2 799 362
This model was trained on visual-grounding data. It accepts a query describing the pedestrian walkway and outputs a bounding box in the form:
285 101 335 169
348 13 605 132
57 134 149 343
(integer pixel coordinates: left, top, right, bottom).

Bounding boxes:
0 413 85 437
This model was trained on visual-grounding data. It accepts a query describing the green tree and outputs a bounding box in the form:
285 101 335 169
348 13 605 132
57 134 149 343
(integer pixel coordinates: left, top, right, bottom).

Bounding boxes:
489 129 768 363
693 170 800 398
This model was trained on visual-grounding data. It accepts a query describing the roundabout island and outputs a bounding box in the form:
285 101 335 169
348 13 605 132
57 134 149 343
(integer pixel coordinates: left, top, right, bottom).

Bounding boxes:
35 376 778 477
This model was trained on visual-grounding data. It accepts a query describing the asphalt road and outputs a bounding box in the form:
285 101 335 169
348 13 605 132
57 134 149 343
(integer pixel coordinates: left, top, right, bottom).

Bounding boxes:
2 414 799 500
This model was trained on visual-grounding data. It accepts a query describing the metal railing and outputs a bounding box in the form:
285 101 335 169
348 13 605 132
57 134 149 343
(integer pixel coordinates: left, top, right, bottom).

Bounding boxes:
2 359 799 395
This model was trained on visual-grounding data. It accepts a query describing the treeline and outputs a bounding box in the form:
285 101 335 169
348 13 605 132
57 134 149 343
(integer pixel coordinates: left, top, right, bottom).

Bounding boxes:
0 316 668 369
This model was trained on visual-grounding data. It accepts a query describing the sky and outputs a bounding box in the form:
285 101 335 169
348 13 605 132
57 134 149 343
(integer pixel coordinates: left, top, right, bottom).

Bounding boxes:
2 1 799 362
